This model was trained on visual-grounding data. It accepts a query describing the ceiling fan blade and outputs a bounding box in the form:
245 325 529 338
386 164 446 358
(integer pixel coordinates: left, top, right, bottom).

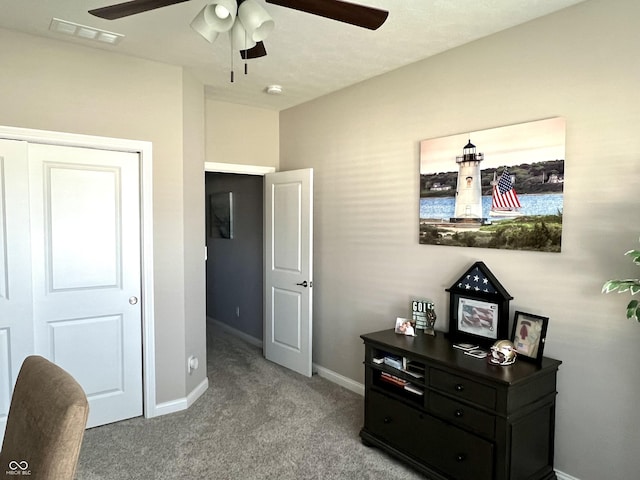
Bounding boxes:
265 0 388 30
240 42 267 60
89 0 190 20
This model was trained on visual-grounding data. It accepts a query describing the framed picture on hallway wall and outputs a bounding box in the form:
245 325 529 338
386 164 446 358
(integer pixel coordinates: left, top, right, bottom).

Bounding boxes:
419 117 566 252
209 191 233 239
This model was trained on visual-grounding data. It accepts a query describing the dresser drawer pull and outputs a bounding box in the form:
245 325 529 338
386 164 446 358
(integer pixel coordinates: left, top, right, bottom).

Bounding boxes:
454 409 464 418
456 453 466 462
383 416 392 424
455 383 465 392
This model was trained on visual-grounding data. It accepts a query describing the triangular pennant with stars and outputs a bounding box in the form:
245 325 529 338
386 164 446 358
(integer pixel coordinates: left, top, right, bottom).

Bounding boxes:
457 265 497 294
447 261 512 300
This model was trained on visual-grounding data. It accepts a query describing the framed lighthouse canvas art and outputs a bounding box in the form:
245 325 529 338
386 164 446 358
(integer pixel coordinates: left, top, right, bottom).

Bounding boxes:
419 117 566 252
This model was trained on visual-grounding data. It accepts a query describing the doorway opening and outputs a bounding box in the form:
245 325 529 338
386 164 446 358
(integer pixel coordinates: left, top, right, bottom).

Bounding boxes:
204 162 274 349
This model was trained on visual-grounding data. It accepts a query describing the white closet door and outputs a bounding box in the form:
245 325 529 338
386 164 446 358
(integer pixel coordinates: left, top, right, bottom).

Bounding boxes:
0 139 34 438
28 143 143 428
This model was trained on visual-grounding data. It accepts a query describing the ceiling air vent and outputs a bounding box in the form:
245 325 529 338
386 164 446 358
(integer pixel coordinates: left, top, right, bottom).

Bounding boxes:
49 18 124 45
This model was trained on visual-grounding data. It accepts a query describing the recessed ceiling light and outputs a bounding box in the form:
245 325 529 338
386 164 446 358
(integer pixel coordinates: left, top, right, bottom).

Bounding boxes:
49 18 124 45
266 85 283 95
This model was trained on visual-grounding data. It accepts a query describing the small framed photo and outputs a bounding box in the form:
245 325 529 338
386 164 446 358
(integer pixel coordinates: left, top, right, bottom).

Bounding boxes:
395 317 416 336
510 311 549 363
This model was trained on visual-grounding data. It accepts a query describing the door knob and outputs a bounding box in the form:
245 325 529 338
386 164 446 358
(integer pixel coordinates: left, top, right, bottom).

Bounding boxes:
296 281 308 287
129 296 139 305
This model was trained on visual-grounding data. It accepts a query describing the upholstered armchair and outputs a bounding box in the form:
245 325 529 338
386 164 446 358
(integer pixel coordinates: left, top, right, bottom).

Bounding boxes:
0 355 89 479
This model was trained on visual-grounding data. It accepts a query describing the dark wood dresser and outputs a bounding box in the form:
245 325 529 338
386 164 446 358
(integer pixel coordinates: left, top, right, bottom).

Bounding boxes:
360 329 561 480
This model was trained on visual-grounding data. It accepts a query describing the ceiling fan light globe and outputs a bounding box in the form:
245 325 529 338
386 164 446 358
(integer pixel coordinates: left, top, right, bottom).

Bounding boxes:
190 1 237 41
238 0 274 42
214 5 230 19
230 20 256 50
190 8 220 43
212 0 237 20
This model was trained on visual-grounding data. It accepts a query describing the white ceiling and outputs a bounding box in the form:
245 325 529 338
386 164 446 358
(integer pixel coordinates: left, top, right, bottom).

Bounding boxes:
0 0 587 111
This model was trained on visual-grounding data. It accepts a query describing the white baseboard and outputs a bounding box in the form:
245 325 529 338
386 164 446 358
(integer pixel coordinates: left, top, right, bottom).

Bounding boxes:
313 364 365 396
555 470 579 480
187 377 209 407
154 397 188 417
208 317 263 348
153 377 209 417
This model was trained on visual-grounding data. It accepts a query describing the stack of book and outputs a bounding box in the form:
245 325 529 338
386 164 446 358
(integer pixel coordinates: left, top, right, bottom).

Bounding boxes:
380 372 424 396
380 372 407 387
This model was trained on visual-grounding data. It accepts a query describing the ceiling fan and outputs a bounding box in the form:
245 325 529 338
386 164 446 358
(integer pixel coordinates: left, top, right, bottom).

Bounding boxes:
89 0 389 64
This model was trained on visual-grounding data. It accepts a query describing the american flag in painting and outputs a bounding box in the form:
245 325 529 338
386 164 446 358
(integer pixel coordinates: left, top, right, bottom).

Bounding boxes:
457 266 497 294
493 168 522 209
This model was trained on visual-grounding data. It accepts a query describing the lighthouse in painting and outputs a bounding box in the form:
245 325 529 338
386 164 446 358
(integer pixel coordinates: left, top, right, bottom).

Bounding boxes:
453 139 484 222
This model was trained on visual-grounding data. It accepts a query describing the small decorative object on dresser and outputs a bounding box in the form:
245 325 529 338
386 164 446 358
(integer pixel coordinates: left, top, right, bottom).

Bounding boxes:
360 328 562 480
394 317 416 336
488 339 518 366
411 299 437 335
511 311 549 364
446 261 512 348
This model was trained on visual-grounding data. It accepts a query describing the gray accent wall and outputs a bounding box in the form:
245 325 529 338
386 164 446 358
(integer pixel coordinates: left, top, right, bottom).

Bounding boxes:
206 173 264 340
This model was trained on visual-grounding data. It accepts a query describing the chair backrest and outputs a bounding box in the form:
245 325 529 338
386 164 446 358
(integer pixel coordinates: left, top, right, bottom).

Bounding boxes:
0 355 89 480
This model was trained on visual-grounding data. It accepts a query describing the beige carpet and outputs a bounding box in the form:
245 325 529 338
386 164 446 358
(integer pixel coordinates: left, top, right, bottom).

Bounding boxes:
76 324 425 479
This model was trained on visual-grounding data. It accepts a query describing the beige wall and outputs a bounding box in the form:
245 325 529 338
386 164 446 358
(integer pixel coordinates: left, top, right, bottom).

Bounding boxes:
205 99 279 168
279 0 640 479
0 28 206 404
182 71 208 394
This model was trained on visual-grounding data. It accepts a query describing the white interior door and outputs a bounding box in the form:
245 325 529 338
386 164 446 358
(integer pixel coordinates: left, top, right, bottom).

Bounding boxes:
28 143 143 428
0 140 33 438
264 169 313 377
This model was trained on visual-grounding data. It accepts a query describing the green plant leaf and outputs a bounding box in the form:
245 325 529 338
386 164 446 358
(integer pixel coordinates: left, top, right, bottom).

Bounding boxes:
602 281 619 293
625 250 640 265
603 238 640 321
602 279 640 294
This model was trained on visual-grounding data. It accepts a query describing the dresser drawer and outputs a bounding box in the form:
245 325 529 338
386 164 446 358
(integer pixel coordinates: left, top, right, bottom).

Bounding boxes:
365 390 427 458
430 392 495 438
430 368 496 409
365 390 494 480
422 418 494 480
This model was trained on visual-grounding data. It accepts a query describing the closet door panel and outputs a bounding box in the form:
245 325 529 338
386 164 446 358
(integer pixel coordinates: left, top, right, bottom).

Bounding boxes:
0 139 33 438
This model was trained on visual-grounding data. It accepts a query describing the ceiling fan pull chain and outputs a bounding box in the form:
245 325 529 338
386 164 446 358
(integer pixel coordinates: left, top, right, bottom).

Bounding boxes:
244 28 248 75
230 39 235 83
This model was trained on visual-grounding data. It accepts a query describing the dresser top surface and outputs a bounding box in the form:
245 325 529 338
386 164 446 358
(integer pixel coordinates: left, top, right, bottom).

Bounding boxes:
361 329 561 386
